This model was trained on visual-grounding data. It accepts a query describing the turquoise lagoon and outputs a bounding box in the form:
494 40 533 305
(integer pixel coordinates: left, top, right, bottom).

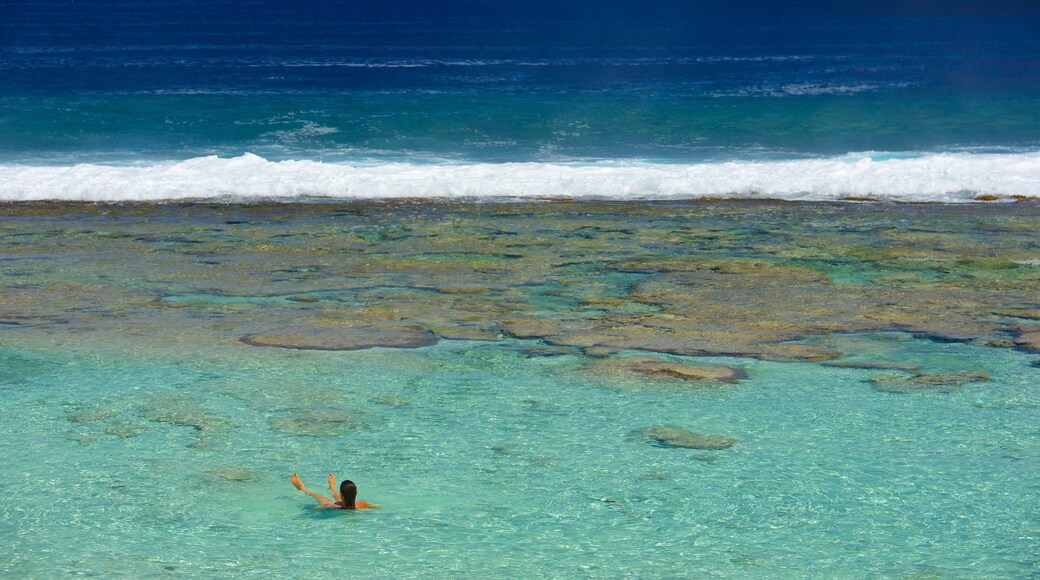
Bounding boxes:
0 201 1037 577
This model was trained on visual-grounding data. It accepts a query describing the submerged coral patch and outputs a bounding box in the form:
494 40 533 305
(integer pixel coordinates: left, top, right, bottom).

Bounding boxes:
626 360 747 383
586 356 746 385
869 371 990 393
241 325 438 351
201 466 259 482
267 408 366 437
2 200 1040 374
822 360 922 372
67 408 121 423
1011 326 1040 353
139 396 229 447
102 423 145 439
638 425 738 450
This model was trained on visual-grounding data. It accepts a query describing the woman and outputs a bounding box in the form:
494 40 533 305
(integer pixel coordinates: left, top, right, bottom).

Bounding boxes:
290 473 379 510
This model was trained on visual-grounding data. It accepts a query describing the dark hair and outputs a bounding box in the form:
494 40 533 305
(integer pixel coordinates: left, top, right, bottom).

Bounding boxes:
339 479 358 509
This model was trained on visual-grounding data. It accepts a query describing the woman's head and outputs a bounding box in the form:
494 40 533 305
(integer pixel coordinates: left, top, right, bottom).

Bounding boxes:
339 479 358 508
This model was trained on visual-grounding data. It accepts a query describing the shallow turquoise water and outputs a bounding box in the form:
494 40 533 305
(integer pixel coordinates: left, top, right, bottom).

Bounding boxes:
1 333 1036 577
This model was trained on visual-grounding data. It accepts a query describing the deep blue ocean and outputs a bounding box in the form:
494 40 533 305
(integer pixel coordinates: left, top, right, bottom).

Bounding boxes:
2 1 1040 200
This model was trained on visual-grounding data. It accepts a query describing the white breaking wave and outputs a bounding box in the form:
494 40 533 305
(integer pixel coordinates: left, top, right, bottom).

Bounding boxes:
1 152 1039 202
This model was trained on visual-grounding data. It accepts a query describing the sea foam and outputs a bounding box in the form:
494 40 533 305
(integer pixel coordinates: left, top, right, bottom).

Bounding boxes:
1 152 1038 202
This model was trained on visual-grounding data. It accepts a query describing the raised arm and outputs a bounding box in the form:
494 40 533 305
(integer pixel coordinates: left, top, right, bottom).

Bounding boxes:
290 473 335 507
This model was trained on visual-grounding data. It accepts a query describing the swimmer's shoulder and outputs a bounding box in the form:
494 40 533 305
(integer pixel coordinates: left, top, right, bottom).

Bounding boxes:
326 500 378 509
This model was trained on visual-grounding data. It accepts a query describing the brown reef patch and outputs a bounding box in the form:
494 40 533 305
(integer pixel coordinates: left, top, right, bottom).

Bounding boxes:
2 200 1039 368
241 325 438 351
586 356 746 384
822 360 922 372
638 425 738 450
870 371 990 393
